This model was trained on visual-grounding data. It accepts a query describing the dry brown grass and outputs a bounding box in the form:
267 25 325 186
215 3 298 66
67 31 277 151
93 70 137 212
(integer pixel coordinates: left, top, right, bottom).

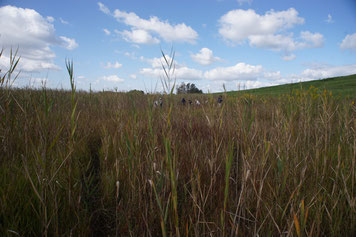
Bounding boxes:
0 86 355 236
0 52 355 236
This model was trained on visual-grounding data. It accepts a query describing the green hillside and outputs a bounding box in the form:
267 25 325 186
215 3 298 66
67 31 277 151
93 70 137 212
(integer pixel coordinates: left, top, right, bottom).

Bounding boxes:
227 74 356 97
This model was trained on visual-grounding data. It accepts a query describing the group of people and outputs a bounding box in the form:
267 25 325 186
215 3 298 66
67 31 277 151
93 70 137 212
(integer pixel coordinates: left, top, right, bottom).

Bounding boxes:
180 98 201 106
154 95 223 108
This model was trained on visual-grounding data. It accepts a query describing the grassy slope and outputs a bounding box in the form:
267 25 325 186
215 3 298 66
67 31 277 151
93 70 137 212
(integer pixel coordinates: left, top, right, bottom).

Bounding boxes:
227 74 356 97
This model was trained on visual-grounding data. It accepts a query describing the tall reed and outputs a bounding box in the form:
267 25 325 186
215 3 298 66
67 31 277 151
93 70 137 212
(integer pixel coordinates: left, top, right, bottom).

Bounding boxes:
0 55 355 235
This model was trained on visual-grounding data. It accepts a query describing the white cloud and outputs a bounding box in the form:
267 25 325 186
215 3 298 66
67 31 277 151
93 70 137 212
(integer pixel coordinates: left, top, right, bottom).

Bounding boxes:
98 2 198 44
99 75 124 82
142 55 175 68
46 16 54 22
243 80 274 89
175 67 204 80
104 61 122 69
340 33 356 51
139 68 161 78
140 55 173 68
103 28 111 35
98 2 110 15
300 31 324 48
326 14 334 23
263 71 282 80
282 54 296 61
129 74 137 79
140 56 356 92
140 55 203 80
237 0 253 5
59 36 78 50
59 17 69 25
140 56 280 83
148 56 165 68
140 67 203 81
300 64 356 80
191 48 221 66
219 8 304 43
0 5 77 72
248 31 323 52
248 34 296 51
119 29 160 44
204 63 263 81
218 8 323 57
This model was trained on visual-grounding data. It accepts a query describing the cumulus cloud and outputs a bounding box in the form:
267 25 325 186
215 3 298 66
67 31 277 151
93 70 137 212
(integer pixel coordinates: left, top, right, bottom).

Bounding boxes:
140 56 204 80
98 2 198 44
300 31 324 48
104 61 122 69
191 48 221 66
300 64 356 80
175 67 204 80
243 80 274 89
140 66 203 81
263 71 282 80
140 56 356 92
219 8 304 42
140 56 278 83
237 0 253 6
59 36 78 50
249 31 323 51
340 33 356 51
204 62 263 81
218 8 323 57
0 5 78 72
119 29 160 44
103 28 111 35
248 34 296 51
99 75 124 82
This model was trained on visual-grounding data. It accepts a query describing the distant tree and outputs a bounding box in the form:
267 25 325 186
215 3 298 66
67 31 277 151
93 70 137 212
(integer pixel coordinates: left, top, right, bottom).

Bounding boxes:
128 89 145 94
176 83 187 94
176 82 203 94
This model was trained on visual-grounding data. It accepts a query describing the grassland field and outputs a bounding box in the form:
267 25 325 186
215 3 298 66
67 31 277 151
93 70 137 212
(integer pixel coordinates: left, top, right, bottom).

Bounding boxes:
228 74 356 97
0 68 355 236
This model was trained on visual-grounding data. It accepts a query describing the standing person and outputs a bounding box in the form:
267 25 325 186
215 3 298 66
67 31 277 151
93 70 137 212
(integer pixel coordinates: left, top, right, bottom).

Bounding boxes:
159 97 163 108
217 95 223 106
181 97 186 106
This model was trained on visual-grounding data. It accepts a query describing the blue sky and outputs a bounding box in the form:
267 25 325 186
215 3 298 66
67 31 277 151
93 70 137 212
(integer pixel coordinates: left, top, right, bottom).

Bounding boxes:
1 0 356 92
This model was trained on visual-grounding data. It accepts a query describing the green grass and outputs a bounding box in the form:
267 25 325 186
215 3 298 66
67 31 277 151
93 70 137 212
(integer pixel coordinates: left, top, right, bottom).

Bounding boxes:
227 74 356 97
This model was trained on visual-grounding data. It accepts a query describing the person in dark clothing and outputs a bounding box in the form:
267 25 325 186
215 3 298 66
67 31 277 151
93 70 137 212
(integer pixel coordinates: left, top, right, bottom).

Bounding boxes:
217 95 223 106
181 97 186 105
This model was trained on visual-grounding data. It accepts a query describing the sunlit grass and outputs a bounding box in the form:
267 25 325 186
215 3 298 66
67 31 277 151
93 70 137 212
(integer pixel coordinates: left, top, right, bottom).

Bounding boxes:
0 50 355 236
